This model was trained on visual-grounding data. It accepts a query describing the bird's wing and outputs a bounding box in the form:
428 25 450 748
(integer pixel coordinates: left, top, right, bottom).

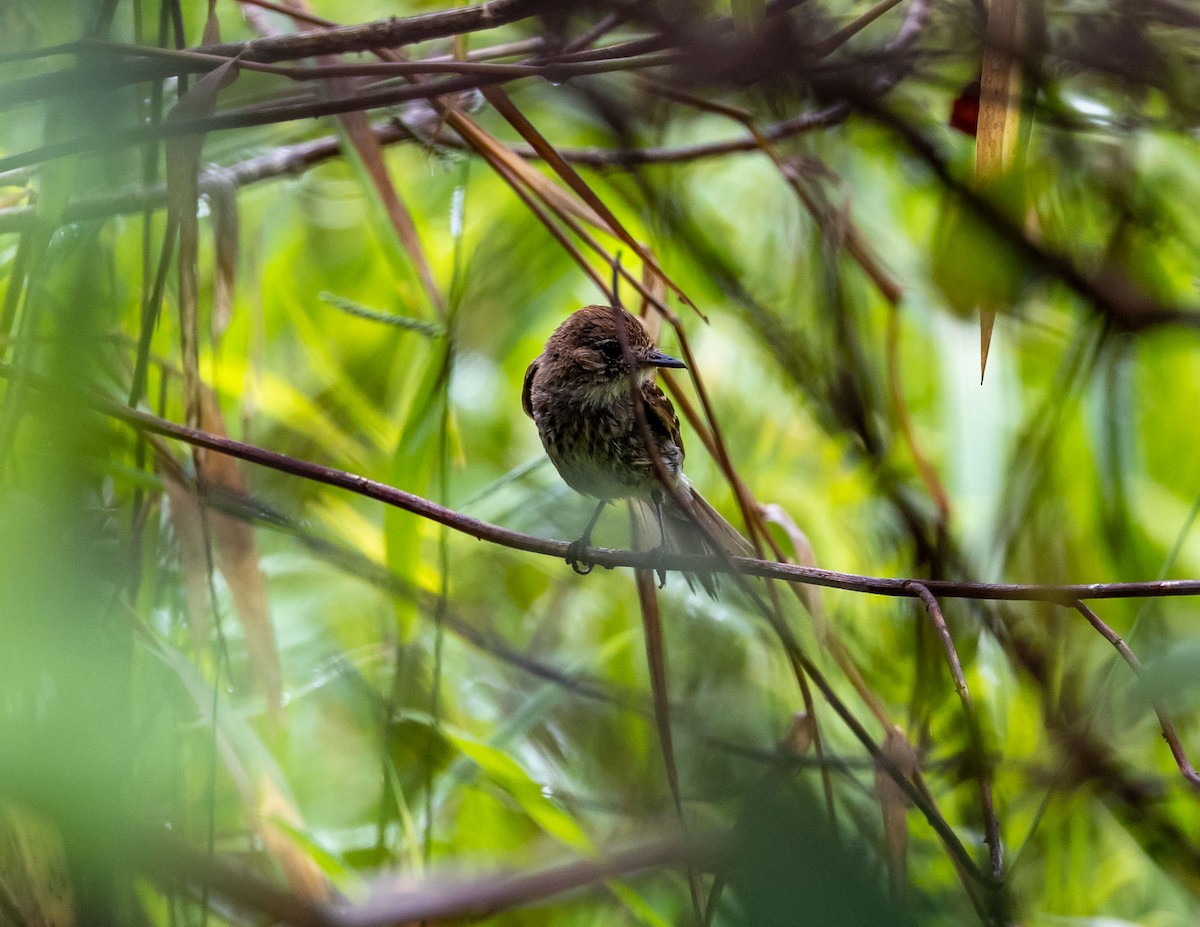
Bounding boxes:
521 360 539 419
640 379 684 465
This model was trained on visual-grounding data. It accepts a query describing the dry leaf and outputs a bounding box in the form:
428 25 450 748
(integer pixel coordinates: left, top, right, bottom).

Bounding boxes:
636 252 668 341
448 111 607 229
976 0 1026 381
165 51 239 428
256 775 329 903
159 386 281 729
201 0 222 46
197 391 283 730
760 502 826 636
205 169 240 342
0 803 75 927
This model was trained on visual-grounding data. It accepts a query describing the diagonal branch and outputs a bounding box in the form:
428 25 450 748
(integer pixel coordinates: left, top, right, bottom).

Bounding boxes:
1073 600 1200 790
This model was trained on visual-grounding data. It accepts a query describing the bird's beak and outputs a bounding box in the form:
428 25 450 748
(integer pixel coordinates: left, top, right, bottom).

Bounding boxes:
644 348 686 369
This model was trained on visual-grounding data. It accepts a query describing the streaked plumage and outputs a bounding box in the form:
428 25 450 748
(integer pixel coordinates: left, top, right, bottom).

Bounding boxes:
523 305 751 596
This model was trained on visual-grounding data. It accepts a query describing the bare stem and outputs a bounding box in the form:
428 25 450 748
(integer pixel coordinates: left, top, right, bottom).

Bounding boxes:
1073 600 1200 789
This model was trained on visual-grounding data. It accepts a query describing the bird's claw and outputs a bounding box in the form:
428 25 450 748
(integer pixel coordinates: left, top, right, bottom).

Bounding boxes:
565 538 594 576
647 545 668 589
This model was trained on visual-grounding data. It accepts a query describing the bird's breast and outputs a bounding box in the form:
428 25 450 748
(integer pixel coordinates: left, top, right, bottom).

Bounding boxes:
531 386 682 501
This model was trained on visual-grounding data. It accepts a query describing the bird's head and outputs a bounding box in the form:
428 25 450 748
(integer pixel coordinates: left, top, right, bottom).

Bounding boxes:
542 305 686 393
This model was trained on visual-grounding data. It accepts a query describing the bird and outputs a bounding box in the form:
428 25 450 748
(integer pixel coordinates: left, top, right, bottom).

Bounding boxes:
522 305 752 596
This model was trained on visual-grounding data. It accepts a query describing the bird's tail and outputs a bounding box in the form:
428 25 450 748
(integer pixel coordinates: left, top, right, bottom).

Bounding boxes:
629 480 753 597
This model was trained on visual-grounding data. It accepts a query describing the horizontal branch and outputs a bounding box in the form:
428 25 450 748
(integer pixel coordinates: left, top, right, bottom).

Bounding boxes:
134 827 702 927
95 398 1200 604
0 0 897 173
0 72 504 174
0 0 544 110
205 0 543 63
0 49 847 174
341 837 705 927
132 831 334 927
0 126 404 233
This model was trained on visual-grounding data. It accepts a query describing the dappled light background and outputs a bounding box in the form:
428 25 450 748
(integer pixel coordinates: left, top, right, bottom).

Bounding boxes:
1 1 1200 925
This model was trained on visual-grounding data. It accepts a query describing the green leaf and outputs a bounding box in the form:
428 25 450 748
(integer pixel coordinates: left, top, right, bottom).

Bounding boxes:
930 171 1029 318
439 722 592 853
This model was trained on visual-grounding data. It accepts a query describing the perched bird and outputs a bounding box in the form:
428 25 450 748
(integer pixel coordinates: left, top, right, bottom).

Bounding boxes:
522 305 751 595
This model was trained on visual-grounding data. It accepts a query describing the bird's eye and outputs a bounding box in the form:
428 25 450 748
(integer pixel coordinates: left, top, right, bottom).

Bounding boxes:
598 340 624 361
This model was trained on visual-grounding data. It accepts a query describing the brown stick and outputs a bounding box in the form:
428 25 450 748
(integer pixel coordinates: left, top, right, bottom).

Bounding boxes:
908 583 1006 908
72 393 1200 604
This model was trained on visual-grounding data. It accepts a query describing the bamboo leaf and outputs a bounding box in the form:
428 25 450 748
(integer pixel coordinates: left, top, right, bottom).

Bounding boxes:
976 0 1027 381
440 727 592 853
164 55 239 427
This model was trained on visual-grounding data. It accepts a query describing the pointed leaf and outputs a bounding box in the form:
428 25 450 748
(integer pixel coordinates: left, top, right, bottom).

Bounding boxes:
975 0 1027 380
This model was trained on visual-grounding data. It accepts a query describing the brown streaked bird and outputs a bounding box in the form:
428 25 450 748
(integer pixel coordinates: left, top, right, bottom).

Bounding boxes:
522 305 751 596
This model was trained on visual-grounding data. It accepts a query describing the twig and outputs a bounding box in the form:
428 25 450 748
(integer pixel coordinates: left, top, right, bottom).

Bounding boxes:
907 583 1006 915
341 836 711 927
69 393 1200 604
131 830 336 927
223 0 541 65
132 826 706 927
1072 600 1200 789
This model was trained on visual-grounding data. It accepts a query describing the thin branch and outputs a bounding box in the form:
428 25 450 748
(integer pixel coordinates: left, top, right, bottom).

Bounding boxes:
1072 600 1200 790
206 0 542 63
908 583 1006 911
133 827 706 927
131 830 336 927
0 73 501 174
340 836 710 927
77 394 1200 603
0 0 547 114
54 39 680 85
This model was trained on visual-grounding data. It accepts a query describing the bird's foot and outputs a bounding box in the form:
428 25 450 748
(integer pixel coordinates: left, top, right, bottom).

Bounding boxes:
565 537 594 575
566 501 607 577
